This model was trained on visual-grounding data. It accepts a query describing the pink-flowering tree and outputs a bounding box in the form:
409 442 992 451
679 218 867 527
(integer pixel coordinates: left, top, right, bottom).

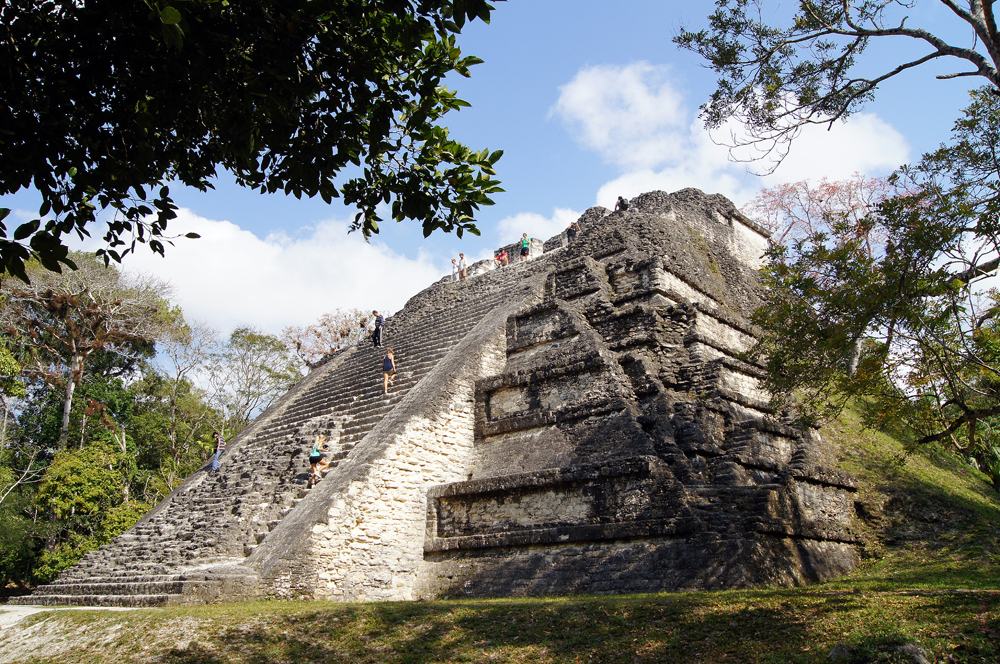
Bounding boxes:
742 173 895 253
282 309 373 368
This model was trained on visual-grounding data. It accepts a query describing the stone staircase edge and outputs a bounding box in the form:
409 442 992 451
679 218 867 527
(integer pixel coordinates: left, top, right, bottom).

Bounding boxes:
126 345 360 532
246 279 547 582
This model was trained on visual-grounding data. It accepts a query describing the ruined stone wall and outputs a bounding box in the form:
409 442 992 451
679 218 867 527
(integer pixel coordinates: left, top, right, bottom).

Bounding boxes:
16 188 859 608
418 191 858 597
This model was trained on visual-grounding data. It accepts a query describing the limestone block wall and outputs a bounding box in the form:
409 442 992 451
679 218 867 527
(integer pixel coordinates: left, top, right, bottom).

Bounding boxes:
419 196 858 598
307 387 481 601
726 209 771 270
246 285 535 602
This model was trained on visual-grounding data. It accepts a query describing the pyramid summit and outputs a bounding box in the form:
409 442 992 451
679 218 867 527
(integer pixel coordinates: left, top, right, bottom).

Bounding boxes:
15 188 858 606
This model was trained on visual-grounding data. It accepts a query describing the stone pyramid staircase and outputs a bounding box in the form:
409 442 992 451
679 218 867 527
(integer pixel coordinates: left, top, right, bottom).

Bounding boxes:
15 263 541 606
15 189 859 604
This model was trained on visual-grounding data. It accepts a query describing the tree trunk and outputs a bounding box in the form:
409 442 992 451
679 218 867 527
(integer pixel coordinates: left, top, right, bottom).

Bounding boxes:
59 353 82 446
846 339 862 376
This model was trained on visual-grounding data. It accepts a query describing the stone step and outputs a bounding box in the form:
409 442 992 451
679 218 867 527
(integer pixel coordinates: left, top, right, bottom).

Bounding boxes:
8 594 186 607
33 580 186 596
53 573 184 585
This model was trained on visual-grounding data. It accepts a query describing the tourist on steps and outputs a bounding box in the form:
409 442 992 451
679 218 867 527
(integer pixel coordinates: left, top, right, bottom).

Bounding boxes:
519 233 530 262
210 432 226 472
458 253 467 280
615 195 629 212
371 310 384 348
566 220 581 242
382 347 396 394
494 248 509 267
451 258 459 282
309 434 331 487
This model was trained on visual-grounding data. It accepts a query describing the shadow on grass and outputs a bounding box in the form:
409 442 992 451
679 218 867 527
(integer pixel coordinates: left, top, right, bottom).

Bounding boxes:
865 557 1000 590
148 591 987 664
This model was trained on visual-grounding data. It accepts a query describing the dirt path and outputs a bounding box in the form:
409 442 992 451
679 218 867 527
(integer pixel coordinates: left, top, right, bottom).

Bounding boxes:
0 605 143 663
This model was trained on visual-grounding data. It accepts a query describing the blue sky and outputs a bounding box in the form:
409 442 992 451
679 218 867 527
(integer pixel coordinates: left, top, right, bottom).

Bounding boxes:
1 1 985 337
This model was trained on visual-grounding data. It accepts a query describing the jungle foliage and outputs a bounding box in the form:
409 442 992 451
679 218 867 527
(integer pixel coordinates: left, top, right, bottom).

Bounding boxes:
746 88 1000 489
0 0 503 281
0 256 305 590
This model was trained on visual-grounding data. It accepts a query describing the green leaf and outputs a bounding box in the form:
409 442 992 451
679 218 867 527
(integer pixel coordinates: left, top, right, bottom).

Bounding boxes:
159 7 182 25
0 0 503 280
13 220 40 241
161 23 184 49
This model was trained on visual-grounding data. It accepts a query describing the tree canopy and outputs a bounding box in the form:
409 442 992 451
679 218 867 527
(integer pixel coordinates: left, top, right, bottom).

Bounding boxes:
0 253 172 445
746 88 1000 475
0 0 503 281
282 308 372 366
676 0 1000 165
207 326 303 434
0 271 297 586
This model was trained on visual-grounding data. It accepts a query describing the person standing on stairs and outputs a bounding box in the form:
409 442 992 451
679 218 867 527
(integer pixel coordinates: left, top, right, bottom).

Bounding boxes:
566 220 581 242
309 434 331 487
451 258 459 282
382 347 396 394
458 253 468 280
210 432 226 472
372 310 384 347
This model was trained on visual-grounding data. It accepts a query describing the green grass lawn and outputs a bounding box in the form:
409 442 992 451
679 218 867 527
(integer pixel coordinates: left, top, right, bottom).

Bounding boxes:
5 587 997 664
3 406 998 664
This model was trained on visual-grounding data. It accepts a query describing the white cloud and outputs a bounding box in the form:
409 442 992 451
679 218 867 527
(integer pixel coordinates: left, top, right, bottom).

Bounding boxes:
553 63 911 208
596 166 750 210
761 113 910 183
79 209 443 336
496 208 582 245
551 62 688 171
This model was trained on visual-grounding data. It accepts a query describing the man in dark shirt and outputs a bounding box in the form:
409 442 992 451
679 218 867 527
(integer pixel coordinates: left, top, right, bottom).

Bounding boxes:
372 310 384 348
566 220 580 242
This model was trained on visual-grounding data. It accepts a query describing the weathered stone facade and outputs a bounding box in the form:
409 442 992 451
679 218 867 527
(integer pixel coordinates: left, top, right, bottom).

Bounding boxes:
14 188 858 607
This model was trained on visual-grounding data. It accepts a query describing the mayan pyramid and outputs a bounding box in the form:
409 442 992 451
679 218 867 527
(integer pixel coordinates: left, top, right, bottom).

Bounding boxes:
14 188 858 606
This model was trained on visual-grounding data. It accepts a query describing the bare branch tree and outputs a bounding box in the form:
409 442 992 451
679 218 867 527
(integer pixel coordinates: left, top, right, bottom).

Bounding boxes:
281 308 371 367
677 0 1000 167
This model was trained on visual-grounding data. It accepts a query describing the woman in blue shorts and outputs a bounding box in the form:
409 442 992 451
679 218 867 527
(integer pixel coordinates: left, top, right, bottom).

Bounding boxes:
382 348 396 394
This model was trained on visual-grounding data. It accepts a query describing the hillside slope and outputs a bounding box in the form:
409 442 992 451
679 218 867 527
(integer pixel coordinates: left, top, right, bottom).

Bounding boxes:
2 405 998 663
826 405 1000 594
